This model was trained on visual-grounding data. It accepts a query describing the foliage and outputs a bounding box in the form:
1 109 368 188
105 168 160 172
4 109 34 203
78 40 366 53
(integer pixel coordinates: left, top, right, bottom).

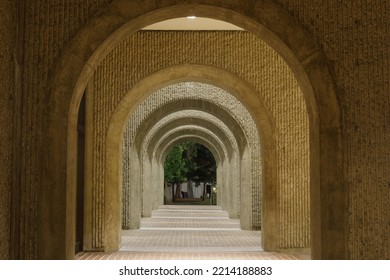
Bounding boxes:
164 144 188 184
184 142 216 184
164 142 216 185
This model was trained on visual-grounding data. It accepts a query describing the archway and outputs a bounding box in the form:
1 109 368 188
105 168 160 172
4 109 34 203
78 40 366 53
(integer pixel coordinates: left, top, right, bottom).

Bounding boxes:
43 0 345 260
106 70 270 250
160 141 218 205
137 110 241 218
128 97 251 225
105 66 273 251
150 127 233 214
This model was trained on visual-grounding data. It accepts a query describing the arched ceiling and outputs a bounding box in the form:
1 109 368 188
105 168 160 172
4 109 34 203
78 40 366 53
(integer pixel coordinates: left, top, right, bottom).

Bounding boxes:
141 110 239 160
160 136 223 166
133 99 248 153
151 125 228 162
125 82 260 152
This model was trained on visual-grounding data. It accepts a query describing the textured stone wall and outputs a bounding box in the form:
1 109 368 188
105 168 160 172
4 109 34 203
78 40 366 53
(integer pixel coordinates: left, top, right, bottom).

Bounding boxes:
276 0 390 260
16 0 112 259
0 0 15 260
93 31 309 248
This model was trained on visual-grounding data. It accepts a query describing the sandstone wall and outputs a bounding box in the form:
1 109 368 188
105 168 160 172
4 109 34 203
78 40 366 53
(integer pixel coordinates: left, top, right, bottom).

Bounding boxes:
0 0 15 260
276 0 390 260
16 0 112 259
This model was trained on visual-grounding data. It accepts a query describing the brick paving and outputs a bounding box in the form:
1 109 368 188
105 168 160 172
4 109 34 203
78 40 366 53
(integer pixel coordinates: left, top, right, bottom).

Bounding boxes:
76 205 308 260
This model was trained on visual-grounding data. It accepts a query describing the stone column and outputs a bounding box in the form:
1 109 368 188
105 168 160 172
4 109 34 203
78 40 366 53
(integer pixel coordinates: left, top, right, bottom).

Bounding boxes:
228 152 240 218
150 157 162 211
158 161 165 206
129 148 141 229
142 157 153 217
220 159 230 212
216 161 222 208
83 78 94 249
240 146 252 230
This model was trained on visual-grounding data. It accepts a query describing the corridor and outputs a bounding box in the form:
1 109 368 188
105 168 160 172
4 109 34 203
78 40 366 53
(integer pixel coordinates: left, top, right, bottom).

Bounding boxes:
76 205 307 260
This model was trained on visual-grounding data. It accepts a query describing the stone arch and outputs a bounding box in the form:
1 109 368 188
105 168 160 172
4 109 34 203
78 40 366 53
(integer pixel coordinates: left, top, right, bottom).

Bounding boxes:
158 134 232 212
137 111 242 213
139 111 240 159
154 129 242 220
160 136 224 167
122 80 265 235
104 66 272 252
43 0 344 260
133 100 248 156
152 126 230 163
156 135 228 213
148 123 234 161
141 127 229 218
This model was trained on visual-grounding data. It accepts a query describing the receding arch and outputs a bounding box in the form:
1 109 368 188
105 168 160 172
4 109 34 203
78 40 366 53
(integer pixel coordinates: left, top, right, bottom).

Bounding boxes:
158 136 226 210
140 130 227 220
43 0 344 260
161 136 224 167
157 135 237 217
138 110 240 159
103 65 275 253
149 124 234 161
134 112 243 220
133 102 247 156
154 128 228 163
155 131 241 219
124 86 254 226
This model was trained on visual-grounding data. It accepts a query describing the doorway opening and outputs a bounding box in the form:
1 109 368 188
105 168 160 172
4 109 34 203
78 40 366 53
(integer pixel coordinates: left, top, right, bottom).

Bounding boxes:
164 142 217 205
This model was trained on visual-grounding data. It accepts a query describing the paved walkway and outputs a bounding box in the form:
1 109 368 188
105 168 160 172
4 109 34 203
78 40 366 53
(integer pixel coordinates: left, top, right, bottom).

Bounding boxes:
76 205 307 260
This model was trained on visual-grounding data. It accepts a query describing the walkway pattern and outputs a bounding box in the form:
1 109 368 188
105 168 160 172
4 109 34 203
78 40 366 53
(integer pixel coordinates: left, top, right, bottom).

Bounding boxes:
76 205 305 260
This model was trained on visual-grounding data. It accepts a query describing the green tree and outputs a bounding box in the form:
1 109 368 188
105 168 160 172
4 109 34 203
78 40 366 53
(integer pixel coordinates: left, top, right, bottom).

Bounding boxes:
185 143 216 184
164 144 188 200
164 142 216 200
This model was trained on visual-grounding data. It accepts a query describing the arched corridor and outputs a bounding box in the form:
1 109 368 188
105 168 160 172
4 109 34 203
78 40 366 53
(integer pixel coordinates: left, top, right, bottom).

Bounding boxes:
76 34 313 258
2 0 389 262
46 4 341 259
16 0 390 262
121 81 263 231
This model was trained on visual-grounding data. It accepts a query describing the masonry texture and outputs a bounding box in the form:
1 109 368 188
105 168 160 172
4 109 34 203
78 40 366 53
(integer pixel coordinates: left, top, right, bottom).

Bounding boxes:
2 0 389 259
276 0 390 260
92 31 309 249
13 0 112 260
0 0 15 260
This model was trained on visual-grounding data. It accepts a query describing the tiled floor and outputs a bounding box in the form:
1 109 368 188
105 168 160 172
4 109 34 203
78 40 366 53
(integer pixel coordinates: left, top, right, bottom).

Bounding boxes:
76 205 309 260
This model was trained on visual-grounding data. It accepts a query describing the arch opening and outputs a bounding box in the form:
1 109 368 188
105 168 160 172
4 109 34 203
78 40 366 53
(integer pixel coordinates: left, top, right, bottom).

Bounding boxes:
163 142 217 205
122 81 255 232
43 0 345 260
